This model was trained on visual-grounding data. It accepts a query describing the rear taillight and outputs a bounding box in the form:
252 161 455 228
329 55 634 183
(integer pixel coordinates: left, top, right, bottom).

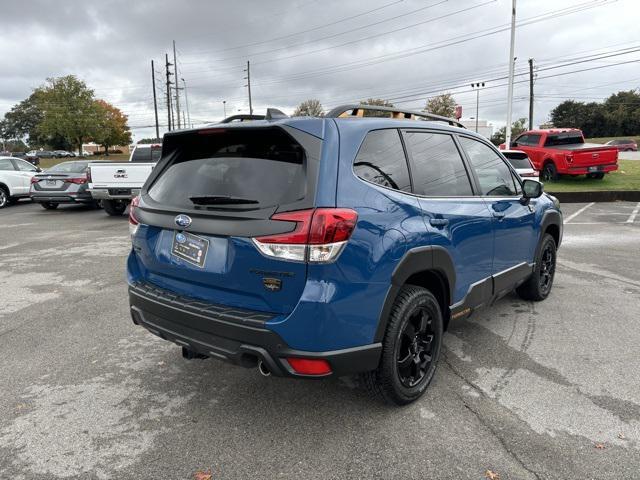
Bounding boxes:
253 208 358 263
565 154 573 164
521 171 539 177
30 177 40 184
64 177 87 184
129 195 141 239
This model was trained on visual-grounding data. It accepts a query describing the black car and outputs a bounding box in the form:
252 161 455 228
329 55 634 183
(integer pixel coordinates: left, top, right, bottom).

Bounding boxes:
12 152 40 166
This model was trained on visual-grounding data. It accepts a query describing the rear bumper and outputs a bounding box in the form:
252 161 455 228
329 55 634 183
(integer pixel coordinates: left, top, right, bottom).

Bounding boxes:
565 163 618 175
30 192 94 204
128 281 382 378
89 188 140 200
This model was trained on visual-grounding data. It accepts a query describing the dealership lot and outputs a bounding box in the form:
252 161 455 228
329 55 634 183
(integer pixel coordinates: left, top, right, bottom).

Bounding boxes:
0 201 639 480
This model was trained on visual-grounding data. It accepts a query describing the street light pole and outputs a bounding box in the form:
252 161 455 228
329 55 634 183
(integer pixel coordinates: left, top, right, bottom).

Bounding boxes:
505 0 517 147
471 82 485 133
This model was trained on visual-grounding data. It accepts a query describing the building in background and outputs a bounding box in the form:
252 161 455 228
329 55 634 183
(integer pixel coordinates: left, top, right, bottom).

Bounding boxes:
458 119 494 139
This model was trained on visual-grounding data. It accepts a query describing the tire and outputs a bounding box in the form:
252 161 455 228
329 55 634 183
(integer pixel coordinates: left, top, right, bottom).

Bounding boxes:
516 233 557 301
41 202 59 210
102 199 127 216
586 172 605 180
541 162 558 181
91 200 102 209
360 285 443 406
0 186 9 209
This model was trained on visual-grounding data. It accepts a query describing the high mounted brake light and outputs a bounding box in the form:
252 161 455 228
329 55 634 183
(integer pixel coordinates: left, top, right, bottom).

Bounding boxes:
252 208 358 263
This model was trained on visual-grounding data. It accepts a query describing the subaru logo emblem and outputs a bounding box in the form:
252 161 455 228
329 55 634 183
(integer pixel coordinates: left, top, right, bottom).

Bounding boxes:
175 214 192 228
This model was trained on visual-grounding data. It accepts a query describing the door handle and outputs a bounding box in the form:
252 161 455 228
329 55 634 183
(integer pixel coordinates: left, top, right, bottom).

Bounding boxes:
429 218 449 227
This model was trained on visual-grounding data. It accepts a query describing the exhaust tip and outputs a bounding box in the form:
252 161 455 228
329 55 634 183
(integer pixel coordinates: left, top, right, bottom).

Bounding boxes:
258 360 271 377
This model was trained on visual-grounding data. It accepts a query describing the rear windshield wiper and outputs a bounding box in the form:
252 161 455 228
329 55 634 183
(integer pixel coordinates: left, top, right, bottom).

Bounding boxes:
189 195 259 205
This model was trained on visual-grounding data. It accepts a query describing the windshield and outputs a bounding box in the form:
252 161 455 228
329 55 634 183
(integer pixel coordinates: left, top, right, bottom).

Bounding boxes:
545 133 584 147
148 127 306 210
46 161 89 173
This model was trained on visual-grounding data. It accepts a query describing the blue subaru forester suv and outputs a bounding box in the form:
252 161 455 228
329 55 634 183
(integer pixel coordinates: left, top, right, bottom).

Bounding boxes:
127 105 562 405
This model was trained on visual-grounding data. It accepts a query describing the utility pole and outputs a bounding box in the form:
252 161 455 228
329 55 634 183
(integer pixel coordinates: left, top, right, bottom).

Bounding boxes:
528 58 534 130
182 78 191 128
471 82 485 133
173 41 181 129
504 0 517 147
165 53 173 131
151 60 160 139
244 61 253 115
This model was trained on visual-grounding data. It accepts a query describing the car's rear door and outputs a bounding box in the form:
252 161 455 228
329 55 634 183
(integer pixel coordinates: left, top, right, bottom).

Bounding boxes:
402 129 494 307
0 158 23 194
130 125 321 315
458 135 536 291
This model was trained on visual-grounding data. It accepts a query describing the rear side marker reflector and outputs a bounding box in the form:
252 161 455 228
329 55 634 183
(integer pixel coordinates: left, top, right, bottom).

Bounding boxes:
253 208 357 263
286 358 332 376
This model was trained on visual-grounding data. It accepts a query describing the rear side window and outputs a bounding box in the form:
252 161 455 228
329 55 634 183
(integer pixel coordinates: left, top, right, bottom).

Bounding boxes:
353 129 411 192
404 132 473 196
131 147 162 162
459 137 518 196
148 127 306 209
0 158 14 171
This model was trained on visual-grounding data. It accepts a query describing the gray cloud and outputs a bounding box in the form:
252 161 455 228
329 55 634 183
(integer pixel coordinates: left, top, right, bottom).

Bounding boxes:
1 0 638 141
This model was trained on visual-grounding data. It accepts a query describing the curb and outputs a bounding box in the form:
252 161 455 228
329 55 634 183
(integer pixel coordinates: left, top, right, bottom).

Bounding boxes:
547 190 640 203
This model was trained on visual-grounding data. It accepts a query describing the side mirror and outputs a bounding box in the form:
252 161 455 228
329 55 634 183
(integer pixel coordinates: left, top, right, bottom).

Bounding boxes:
521 179 543 203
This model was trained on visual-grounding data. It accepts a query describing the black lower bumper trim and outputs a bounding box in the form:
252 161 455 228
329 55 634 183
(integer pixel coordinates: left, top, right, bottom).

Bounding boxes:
31 195 93 204
129 284 381 377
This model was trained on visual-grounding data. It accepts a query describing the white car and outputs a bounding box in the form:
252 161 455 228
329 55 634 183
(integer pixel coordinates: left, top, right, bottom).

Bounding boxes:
501 150 539 179
0 156 40 208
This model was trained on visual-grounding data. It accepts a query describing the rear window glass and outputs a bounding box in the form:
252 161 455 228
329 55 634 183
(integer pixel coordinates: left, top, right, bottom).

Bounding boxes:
47 162 89 173
131 146 162 162
545 133 584 146
353 129 411 192
148 128 306 209
505 157 531 169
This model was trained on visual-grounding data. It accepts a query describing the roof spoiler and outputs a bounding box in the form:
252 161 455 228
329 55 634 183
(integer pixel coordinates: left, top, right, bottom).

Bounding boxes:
220 114 265 123
325 104 465 129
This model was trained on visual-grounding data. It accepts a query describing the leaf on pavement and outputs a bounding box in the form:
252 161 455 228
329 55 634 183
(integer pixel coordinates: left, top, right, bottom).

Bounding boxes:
595 443 606 449
485 469 500 479
194 470 212 480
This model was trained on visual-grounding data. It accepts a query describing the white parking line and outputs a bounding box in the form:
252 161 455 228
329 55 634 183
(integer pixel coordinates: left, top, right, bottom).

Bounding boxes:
564 202 595 224
626 202 640 224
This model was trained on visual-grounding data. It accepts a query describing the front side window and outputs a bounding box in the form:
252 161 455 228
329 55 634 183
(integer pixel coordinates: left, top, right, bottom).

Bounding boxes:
459 137 518 196
404 131 473 196
527 134 541 146
353 129 411 192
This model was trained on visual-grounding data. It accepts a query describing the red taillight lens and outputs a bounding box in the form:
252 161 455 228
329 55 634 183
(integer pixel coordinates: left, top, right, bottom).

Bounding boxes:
30 177 40 184
253 208 358 263
64 177 87 184
287 358 332 376
129 195 140 226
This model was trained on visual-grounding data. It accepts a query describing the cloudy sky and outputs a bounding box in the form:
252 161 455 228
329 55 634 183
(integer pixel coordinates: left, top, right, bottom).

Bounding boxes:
1 0 639 141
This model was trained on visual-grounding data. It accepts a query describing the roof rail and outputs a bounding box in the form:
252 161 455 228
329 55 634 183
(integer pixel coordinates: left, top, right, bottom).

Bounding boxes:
220 114 265 123
325 104 465 129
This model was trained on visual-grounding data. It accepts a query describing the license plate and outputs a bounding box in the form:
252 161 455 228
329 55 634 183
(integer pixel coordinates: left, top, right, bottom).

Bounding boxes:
171 231 209 268
46 180 57 186
588 166 602 172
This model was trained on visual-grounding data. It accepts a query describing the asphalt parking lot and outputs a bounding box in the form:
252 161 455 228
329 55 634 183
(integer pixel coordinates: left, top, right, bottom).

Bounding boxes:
1 200 639 480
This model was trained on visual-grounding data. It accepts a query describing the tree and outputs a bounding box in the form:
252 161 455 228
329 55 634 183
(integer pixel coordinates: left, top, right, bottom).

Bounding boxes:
137 137 162 144
423 93 456 118
490 118 528 145
92 100 132 155
360 98 395 117
35 76 100 154
293 99 324 117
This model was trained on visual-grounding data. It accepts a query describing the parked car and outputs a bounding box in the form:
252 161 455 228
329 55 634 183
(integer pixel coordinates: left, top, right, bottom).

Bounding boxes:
501 128 618 181
87 143 161 216
501 150 539 178
126 105 563 405
0 156 40 208
11 151 41 166
27 149 56 158
30 160 101 210
604 139 637 152
53 150 75 158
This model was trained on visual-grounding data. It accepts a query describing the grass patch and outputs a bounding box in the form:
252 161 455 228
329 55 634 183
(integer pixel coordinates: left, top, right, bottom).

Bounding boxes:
586 136 640 145
545 160 640 192
39 153 129 169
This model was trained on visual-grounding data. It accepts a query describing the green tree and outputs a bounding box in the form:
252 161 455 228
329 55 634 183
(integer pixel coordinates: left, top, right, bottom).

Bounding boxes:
36 76 100 154
490 118 528 146
360 98 395 117
293 99 324 117
92 99 132 155
423 93 456 118
137 137 162 144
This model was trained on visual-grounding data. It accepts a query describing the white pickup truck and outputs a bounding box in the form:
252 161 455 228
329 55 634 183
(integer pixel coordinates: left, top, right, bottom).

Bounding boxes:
88 144 161 216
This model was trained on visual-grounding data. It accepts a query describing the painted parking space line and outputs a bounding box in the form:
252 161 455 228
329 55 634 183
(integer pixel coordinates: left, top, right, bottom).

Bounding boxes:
564 202 595 224
626 202 640 224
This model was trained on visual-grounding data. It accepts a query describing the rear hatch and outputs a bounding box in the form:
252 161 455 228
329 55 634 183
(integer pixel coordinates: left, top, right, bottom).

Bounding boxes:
131 124 322 315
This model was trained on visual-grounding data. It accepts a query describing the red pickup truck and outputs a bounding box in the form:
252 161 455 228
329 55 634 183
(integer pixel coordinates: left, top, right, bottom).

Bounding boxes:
500 128 618 181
